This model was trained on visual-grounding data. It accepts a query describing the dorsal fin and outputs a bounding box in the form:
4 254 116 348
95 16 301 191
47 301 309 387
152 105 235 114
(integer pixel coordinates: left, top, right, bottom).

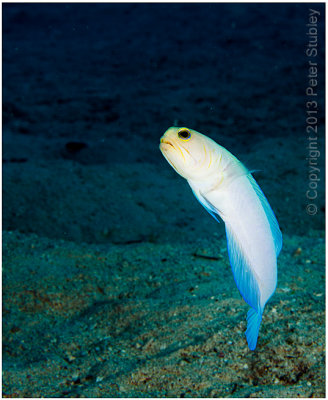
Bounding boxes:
247 175 283 256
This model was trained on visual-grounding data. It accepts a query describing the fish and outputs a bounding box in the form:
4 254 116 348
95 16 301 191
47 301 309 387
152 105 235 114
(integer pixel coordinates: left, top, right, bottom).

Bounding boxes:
159 127 282 350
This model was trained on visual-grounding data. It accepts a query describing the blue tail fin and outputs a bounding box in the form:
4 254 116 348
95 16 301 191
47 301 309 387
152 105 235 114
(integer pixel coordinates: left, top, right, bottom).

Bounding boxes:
246 308 262 350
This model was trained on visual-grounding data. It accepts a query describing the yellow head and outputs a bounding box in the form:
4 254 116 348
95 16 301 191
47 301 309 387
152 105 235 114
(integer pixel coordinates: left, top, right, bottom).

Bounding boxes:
159 126 222 181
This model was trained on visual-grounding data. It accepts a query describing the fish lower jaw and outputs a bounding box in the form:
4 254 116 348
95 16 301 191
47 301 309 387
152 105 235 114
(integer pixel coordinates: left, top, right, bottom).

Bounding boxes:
160 139 174 148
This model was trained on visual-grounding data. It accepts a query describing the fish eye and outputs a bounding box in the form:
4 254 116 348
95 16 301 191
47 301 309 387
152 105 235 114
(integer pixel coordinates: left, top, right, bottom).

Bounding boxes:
178 128 191 140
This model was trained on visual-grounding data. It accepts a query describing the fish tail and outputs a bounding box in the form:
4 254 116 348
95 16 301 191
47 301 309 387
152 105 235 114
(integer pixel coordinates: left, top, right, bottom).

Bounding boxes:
245 308 262 350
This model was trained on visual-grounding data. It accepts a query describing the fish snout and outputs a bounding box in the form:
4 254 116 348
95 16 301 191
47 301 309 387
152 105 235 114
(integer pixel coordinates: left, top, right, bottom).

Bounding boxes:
160 138 174 150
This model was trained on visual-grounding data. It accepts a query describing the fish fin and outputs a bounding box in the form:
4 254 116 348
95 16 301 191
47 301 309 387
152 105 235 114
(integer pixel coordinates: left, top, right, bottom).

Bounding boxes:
246 308 262 350
191 188 221 223
247 175 283 256
225 223 261 311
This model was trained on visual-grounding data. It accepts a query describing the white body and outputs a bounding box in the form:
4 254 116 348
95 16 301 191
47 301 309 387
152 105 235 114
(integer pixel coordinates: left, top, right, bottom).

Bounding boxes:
189 173 277 309
160 127 282 350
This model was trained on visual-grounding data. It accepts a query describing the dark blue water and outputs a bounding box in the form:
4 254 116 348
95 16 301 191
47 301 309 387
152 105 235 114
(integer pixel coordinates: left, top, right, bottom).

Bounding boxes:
3 3 325 241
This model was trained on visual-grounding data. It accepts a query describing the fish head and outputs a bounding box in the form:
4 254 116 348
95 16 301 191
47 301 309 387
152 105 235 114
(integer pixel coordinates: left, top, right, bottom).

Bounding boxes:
159 126 219 181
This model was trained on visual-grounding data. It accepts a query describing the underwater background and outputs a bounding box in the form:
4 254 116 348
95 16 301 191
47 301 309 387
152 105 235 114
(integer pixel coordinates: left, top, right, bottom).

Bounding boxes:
3 3 325 397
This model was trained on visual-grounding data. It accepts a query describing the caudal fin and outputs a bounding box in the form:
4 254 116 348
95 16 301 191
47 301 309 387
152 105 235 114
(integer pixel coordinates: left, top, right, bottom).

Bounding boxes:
246 308 262 350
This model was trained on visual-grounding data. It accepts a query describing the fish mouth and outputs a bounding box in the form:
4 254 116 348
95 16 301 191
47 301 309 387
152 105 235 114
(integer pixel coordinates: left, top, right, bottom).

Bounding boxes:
160 138 174 148
159 138 183 174
159 138 175 154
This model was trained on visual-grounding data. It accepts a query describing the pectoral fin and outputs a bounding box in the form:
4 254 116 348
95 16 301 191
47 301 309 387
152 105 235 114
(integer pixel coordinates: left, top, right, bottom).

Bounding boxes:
191 188 221 223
